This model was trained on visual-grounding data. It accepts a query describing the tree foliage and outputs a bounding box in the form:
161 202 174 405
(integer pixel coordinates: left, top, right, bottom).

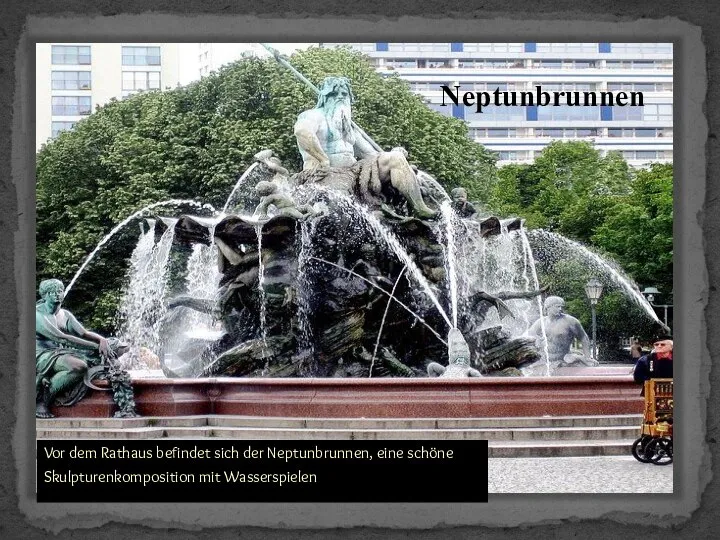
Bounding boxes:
36 46 497 331
592 163 673 296
488 141 633 241
487 142 673 343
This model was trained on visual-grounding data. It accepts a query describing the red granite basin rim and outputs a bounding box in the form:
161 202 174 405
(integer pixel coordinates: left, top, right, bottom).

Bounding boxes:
49 376 643 418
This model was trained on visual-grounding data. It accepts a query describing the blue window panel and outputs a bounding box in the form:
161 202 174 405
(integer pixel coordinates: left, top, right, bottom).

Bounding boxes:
599 42 611 53
451 42 463 52
526 106 538 121
376 42 388 52
601 106 613 120
525 42 536 52
452 104 465 119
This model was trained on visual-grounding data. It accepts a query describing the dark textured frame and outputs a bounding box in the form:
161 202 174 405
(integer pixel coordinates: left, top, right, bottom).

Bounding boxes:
0 2 714 537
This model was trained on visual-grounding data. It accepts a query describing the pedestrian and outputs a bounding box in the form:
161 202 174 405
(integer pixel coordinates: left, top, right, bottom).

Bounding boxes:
633 335 673 394
630 343 644 363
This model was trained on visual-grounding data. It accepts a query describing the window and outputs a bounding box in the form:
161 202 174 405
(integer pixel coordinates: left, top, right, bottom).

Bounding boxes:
459 82 520 92
606 60 670 69
387 43 451 53
533 59 597 69
470 128 522 138
532 60 561 69
632 83 660 92
607 82 672 92
425 59 450 68
122 71 161 91
537 128 563 137
537 106 599 121
51 121 77 138
355 43 377 52
621 150 673 161
409 81 433 91
495 151 529 161
535 43 598 53
535 128 599 138
463 43 524 53
122 46 161 66
386 59 417 68
466 105 525 121
51 96 91 116
575 128 598 137
51 71 91 90
611 43 673 54
567 60 597 69
612 104 671 121
611 106 643 121
321 43 376 52
458 59 524 68
608 128 665 137
643 104 673 121
488 128 517 137
51 45 91 65
541 82 595 92
427 103 453 116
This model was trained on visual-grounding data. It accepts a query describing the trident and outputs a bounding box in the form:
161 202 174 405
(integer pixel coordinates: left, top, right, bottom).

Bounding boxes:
259 43 383 153
258 43 448 201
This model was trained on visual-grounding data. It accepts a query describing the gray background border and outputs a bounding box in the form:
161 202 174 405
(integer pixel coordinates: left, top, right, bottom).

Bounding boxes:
1 1 716 537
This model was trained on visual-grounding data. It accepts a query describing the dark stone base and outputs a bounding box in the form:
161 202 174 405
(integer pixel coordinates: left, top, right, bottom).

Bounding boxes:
49 376 643 418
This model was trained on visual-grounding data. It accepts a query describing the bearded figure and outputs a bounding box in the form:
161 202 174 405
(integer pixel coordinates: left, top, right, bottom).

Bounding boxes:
293 77 436 219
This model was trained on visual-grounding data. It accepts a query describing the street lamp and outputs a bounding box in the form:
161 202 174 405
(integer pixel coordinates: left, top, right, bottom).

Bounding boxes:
642 286 672 328
585 278 604 360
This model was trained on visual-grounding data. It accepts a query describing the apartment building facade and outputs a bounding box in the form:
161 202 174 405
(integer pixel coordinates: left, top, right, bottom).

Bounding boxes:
197 43 258 78
36 43 180 150
319 42 673 167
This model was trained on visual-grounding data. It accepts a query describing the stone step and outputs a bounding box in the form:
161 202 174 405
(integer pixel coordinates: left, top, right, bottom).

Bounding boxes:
36 427 168 439
207 415 643 430
37 425 641 441
35 416 209 429
37 414 643 430
156 439 635 458
188 426 640 441
488 440 633 458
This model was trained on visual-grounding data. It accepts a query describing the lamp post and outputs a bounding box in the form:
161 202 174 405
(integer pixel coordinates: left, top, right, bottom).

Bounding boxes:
585 278 604 361
642 286 672 328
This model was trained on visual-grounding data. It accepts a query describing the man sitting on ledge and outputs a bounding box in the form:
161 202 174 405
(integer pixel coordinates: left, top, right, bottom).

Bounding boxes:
633 336 673 395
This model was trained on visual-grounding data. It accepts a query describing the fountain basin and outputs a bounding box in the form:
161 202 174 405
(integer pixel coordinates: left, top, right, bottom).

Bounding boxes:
48 376 642 418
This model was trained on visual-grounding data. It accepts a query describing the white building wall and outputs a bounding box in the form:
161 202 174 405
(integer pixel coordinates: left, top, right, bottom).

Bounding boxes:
320 42 673 168
198 43 256 77
36 43 180 151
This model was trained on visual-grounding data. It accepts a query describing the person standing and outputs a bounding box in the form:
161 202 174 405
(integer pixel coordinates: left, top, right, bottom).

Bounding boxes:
630 343 645 363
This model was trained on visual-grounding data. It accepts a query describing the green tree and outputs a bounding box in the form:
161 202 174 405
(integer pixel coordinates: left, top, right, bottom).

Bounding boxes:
36 46 497 331
592 162 673 296
487 141 633 241
489 142 673 343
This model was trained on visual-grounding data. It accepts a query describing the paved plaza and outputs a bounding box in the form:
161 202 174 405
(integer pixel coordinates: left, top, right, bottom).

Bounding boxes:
488 456 673 493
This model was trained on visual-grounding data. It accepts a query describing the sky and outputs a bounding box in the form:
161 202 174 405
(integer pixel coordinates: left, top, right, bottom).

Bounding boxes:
177 43 314 85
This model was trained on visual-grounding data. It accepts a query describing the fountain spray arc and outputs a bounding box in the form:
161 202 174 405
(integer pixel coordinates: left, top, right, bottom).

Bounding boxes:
65 199 215 296
77 52 666 380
